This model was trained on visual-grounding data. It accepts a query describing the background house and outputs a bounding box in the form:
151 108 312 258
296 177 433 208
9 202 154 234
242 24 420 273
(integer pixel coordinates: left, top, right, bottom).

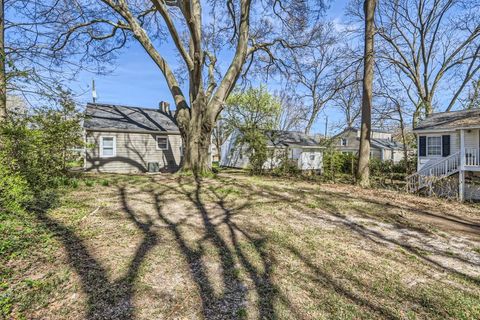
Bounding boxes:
83 103 183 173
220 130 324 171
333 127 406 163
407 109 480 201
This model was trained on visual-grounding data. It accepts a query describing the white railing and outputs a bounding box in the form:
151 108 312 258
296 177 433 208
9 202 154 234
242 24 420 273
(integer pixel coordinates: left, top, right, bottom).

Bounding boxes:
465 148 479 166
406 151 460 193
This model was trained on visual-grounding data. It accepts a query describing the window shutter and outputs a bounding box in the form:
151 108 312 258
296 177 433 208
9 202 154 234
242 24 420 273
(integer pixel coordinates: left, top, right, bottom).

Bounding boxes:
419 136 426 157
442 135 450 157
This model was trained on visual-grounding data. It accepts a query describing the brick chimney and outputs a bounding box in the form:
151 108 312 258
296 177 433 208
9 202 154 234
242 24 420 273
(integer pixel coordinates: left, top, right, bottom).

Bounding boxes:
159 101 170 114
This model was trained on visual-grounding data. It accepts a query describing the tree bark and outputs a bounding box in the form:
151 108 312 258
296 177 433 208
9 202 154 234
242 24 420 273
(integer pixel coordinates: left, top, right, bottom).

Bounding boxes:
397 104 410 172
178 93 214 175
304 110 317 135
356 0 376 187
0 0 6 121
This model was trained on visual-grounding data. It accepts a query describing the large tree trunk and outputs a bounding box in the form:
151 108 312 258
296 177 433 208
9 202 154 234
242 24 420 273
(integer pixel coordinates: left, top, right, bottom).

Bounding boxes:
177 94 214 175
0 0 6 121
356 0 376 187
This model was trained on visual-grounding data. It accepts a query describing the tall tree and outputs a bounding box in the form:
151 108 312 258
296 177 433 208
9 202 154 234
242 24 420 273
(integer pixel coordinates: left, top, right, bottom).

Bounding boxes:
356 0 376 187
52 0 325 174
275 91 308 131
373 0 480 122
282 22 347 135
1 0 88 114
0 0 5 121
333 69 362 129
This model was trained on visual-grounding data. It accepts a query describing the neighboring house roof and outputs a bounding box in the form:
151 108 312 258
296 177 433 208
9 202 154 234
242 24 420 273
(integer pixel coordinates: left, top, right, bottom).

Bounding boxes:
414 109 480 131
83 103 179 132
266 130 323 148
332 127 405 150
371 138 404 150
333 126 391 137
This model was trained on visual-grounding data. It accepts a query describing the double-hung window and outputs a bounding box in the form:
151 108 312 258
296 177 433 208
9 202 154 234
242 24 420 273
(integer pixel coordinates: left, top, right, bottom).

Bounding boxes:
156 136 168 150
100 136 116 157
427 136 441 156
341 138 347 146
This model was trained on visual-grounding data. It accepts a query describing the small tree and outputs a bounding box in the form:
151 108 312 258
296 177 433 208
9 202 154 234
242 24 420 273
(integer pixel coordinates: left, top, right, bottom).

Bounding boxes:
31 89 84 172
224 86 281 174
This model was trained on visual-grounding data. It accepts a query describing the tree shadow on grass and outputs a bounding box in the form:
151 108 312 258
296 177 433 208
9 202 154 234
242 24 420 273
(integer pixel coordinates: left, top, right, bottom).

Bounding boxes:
223 176 480 284
35 171 480 319
151 176 283 319
35 186 159 319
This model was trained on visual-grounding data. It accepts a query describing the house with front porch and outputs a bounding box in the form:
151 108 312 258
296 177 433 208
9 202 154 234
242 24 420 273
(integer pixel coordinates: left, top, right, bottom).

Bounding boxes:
406 109 480 201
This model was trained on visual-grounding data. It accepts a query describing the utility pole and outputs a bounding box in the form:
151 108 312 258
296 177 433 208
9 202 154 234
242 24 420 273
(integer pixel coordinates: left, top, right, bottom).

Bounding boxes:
324 116 328 138
92 79 97 103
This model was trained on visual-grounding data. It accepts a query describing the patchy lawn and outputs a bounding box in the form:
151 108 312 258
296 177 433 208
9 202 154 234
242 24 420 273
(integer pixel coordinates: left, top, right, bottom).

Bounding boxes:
2 170 480 319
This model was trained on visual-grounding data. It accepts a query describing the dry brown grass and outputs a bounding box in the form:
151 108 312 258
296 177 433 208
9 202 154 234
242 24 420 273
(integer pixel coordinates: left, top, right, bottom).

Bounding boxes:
5 170 480 319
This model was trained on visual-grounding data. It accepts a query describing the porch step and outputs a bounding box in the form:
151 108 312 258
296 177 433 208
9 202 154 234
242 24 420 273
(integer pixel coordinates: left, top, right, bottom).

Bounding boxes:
406 152 460 193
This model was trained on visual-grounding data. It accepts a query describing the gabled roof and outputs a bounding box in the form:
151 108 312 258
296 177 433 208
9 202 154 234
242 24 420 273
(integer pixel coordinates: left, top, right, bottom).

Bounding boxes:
414 109 480 131
266 130 323 148
333 126 390 138
83 103 179 132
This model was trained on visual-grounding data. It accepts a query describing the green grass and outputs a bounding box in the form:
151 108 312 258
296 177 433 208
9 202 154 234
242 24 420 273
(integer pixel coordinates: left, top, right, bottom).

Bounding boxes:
3 171 480 319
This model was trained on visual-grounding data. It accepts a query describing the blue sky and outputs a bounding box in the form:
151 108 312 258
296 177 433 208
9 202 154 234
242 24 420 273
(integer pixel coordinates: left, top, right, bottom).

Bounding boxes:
72 1 349 135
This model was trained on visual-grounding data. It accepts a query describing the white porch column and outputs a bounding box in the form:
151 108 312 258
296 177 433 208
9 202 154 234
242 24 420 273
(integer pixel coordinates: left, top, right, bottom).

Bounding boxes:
459 129 465 201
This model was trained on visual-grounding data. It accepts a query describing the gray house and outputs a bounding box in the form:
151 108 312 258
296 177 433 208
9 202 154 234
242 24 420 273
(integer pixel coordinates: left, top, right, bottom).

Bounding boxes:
83 103 183 173
333 127 406 163
220 130 324 171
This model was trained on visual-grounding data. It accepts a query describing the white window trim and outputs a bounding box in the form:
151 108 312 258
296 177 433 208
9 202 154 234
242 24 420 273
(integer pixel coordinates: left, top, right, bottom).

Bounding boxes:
156 136 169 151
426 136 442 157
100 136 116 158
341 138 348 146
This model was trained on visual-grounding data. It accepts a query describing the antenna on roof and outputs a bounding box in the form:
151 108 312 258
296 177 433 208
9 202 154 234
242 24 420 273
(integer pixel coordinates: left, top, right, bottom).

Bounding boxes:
92 79 97 103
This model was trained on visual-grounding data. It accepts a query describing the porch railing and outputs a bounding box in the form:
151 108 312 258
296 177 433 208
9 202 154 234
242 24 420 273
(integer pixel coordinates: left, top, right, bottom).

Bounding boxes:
465 148 479 166
406 151 460 193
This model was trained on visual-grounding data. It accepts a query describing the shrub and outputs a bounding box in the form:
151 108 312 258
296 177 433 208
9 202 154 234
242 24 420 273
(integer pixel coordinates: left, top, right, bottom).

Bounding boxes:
0 90 83 210
322 149 356 181
271 153 301 176
0 163 31 213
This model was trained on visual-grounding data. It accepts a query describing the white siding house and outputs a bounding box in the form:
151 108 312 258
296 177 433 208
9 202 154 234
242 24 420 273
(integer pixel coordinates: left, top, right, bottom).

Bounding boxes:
220 130 324 171
407 109 480 201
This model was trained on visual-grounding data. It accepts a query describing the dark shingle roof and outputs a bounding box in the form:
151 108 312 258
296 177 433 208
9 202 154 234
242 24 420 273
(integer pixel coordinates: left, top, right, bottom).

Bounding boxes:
266 130 323 147
415 109 480 131
371 138 404 150
332 126 390 138
83 103 179 132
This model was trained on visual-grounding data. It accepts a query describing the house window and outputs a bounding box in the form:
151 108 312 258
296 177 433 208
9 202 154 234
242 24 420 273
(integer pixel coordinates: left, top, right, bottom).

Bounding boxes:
309 154 315 161
427 136 441 156
156 136 168 150
341 138 347 146
100 136 116 157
